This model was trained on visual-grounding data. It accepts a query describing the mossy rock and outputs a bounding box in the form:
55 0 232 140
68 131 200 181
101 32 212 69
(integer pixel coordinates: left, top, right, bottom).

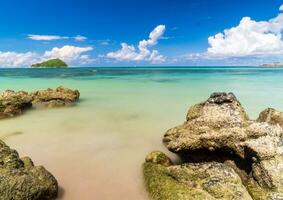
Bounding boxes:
0 140 58 200
143 151 253 200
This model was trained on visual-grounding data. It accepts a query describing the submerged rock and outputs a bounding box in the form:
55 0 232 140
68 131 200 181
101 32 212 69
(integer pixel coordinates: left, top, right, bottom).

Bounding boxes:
0 90 32 119
144 92 283 200
31 86 80 108
0 140 58 200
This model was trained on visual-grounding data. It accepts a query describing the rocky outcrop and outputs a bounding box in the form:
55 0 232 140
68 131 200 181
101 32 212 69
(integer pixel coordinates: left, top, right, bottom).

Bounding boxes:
144 92 283 200
0 140 58 200
144 151 253 200
31 87 80 108
0 90 32 119
0 86 80 119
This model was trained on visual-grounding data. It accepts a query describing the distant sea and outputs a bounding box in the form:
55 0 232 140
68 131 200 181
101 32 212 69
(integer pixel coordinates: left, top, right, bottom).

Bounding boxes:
0 66 283 200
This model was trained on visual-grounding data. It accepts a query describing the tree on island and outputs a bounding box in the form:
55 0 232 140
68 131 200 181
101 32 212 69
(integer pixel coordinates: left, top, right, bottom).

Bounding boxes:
31 58 68 68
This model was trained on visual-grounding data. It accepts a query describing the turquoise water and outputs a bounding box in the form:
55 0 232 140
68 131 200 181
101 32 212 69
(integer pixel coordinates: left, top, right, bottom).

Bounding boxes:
0 67 283 200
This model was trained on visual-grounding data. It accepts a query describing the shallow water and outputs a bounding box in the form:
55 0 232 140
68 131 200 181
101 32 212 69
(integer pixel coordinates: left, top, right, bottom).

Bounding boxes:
1 67 283 199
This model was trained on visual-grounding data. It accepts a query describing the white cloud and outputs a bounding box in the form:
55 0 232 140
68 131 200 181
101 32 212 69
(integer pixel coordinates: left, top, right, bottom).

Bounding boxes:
74 35 87 42
106 25 166 63
28 34 69 41
206 8 283 58
0 45 94 67
280 4 283 11
43 45 93 64
28 34 87 42
0 51 38 67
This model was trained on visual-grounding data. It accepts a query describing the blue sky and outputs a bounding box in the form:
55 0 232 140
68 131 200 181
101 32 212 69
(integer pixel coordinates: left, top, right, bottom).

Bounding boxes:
0 0 283 67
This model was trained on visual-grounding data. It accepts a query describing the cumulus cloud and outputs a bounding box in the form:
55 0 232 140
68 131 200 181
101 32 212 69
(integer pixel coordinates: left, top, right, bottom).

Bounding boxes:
27 34 69 41
280 4 283 11
0 51 38 67
43 45 93 63
106 25 166 63
206 7 283 58
0 45 93 67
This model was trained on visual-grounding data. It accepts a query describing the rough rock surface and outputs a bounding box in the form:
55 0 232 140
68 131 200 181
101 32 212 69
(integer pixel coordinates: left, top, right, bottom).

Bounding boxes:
0 86 80 119
0 90 32 119
163 92 283 162
144 93 283 200
0 140 58 200
144 151 253 200
31 86 80 108
257 108 283 127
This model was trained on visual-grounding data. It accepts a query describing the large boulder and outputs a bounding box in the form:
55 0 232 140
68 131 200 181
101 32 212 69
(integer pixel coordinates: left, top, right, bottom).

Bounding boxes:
0 140 58 200
144 151 253 200
0 90 32 119
163 93 283 162
31 86 80 108
144 93 283 200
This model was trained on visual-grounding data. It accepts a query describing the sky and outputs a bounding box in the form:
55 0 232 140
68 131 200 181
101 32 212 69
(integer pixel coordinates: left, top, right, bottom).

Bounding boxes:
0 0 283 67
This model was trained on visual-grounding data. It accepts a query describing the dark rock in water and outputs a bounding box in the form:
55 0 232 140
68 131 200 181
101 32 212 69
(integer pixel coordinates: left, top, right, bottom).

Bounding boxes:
0 86 80 119
0 90 32 119
0 140 58 200
144 93 283 200
31 86 80 108
207 92 237 104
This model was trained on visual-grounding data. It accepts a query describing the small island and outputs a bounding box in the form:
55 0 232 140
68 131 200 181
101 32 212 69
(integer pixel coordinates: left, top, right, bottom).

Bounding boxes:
31 58 68 68
260 62 283 67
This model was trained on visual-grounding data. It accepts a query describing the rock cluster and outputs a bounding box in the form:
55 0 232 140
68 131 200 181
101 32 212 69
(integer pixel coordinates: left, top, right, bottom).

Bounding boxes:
144 92 283 200
0 140 58 200
0 90 32 119
31 86 80 108
0 86 80 119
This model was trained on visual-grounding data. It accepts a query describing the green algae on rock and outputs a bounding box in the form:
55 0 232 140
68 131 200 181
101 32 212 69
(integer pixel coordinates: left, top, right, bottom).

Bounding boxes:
144 151 252 200
31 58 68 68
0 140 58 200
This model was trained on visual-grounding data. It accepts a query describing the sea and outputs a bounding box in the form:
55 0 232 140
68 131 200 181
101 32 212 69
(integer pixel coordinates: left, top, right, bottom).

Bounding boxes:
0 66 283 200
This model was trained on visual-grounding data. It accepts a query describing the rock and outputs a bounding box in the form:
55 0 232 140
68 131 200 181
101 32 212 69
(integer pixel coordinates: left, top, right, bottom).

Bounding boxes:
0 87 80 119
144 151 253 200
143 92 283 200
145 151 172 166
31 86 80 108
257 108 283 127
0 90 32 119
163 92 282 161
0 140 58 200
